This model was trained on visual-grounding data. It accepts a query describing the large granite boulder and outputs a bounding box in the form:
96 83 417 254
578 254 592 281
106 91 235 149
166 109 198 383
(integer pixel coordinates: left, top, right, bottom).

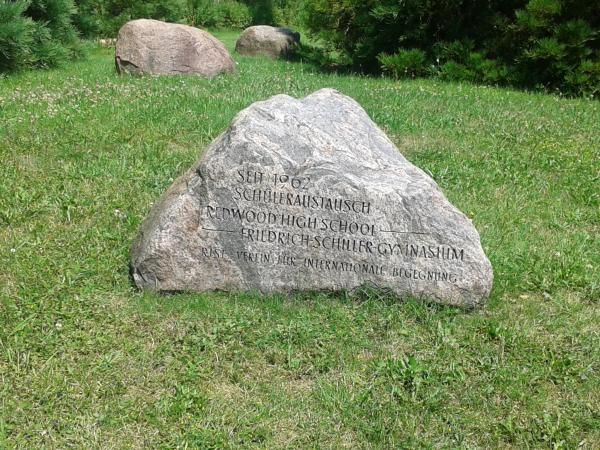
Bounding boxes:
131 89 493 308
115 19 235 77
235 25 300 58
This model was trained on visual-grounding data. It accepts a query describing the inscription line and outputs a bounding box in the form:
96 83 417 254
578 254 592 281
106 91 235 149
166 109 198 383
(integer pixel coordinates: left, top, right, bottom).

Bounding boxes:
202 227 237 233
379 230 430 235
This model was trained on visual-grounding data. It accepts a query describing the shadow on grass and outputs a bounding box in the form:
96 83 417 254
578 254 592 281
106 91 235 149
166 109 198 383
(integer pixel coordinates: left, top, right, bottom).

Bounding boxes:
132 284 469 322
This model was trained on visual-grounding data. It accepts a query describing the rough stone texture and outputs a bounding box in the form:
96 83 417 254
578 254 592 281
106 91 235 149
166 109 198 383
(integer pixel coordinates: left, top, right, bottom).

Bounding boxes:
115 19 235 77
131 89 493 307
235 25 300 58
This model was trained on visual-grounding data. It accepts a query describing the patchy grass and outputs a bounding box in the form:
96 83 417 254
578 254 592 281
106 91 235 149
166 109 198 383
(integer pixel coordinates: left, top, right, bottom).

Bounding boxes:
1 30 599 448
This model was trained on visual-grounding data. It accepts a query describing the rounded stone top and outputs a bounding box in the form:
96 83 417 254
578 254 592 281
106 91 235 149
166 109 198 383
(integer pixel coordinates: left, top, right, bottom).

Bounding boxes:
115 19 235 77
235 25 300 59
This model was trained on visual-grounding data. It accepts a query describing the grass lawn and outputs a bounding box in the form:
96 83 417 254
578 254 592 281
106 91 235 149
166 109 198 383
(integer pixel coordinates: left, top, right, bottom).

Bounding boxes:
1 30 599 448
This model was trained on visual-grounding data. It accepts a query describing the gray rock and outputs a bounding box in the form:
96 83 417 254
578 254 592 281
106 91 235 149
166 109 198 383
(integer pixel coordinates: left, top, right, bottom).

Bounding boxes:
131 89 493 308
235 25 300 58
115 19 235 77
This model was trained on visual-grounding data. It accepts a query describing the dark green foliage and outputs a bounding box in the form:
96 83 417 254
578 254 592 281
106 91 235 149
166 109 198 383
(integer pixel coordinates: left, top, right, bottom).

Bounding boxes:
0 1 34 71
237 0 300 26
378 49 428 78
432 41 512 84
229 0 302 27
0 0 81 72
74 0 188 37
242 0 274 25
74 0 256 37
271 0 302 27
27 0 81 62
186 0 251 30
302 0 599 96
508 2 600 95
302 0 501 71
565 59 600 96
73 0 299 38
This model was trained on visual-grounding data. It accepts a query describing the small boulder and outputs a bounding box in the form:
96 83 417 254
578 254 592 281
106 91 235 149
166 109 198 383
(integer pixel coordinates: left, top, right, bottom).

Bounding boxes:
115 19 235 77
235 25 300 59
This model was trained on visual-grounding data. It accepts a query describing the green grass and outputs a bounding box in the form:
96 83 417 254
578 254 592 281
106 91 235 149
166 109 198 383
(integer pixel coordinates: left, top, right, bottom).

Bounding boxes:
1 30 599 448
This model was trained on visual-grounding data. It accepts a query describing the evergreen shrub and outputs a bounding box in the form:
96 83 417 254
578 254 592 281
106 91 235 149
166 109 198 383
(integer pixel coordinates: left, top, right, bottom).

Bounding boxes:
302 0 599 96
1 0 82 72
378 49 428 78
